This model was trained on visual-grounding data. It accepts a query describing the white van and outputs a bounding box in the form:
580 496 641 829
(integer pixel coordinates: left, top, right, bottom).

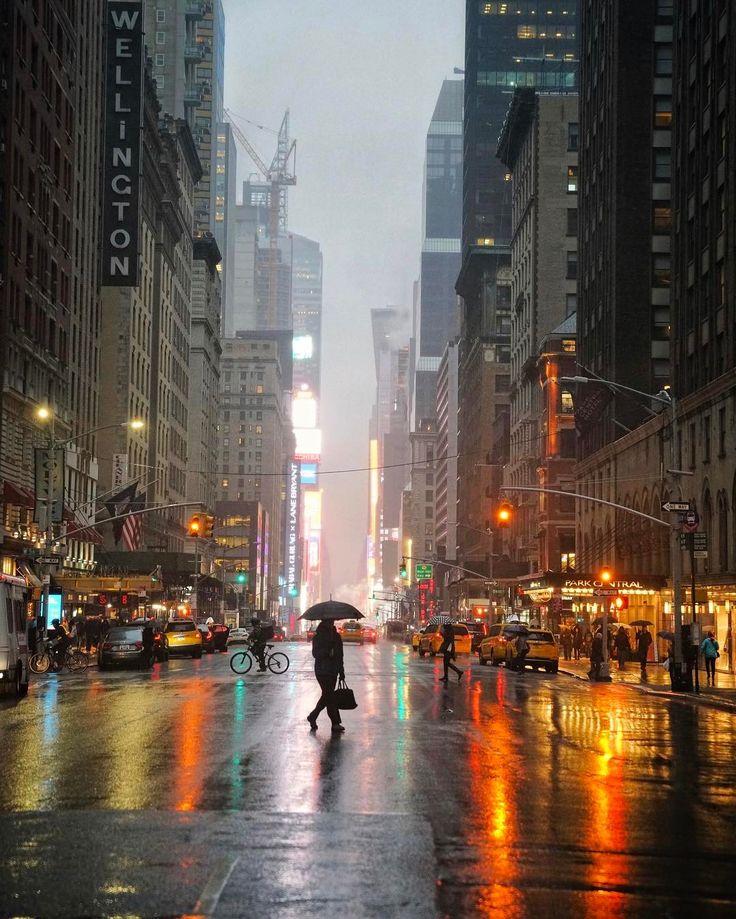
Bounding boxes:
0 573 30 697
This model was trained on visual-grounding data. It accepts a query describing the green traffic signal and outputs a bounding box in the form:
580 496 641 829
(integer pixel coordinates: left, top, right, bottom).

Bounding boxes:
235 569 247 584
399 557 407 578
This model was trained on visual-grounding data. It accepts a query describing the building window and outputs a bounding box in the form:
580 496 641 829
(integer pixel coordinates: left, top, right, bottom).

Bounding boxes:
654 149 671 180
255 384 264 394
567 165 578 193
560 390 574 414
655 45 672 76
566 208 578 235
155 53 165 67
653 205 672 233
565 293 577 317
567 122 579 152
496 374 510 392
155 31 165 44
718 407 727 456
562 339 576 353
156 8 166 22
653 255 671 287
566 251 578 279
703 415 711 463
654 96 672 128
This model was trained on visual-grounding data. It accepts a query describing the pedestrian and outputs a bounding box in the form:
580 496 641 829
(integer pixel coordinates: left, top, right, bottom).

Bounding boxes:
614 626 631 671
74 616 86 650
636 626 653 679
700 631 720 686
307 620 345 733
561 628 572 661
571 623 583 661
141 623 154 669
583 628 593 658
589 628 604 681
440 621 463 683
663 642 675 689
86 616 99 654
513 631 530 673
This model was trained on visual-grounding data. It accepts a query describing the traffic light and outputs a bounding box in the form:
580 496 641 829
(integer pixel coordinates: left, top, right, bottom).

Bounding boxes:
495 502 513 528
203 514 215 539
235 568 248 585
399 557 408 579
613 595 629 611
188 514 202 537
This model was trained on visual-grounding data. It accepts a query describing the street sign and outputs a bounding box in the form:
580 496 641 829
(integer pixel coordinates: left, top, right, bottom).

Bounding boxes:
680 532 707 551
682 510 700 533
662 500 690 512
593 588 618 597
415 563 433 580
37 556 61 566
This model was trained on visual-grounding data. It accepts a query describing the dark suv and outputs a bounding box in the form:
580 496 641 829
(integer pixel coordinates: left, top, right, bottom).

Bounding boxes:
461 620 489 652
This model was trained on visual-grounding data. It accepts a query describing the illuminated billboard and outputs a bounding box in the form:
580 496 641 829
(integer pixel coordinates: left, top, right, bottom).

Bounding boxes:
293 335 314 360
300 463 317 485
294 427 322 460
292 393 317 429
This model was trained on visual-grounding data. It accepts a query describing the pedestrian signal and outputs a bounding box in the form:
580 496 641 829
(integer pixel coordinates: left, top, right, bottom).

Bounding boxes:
204 514 215 539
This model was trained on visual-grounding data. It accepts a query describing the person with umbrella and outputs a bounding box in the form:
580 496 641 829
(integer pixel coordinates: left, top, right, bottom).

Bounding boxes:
589 628 604 681
302 600 360 734
440 621 463 683
636 625 653 678
614 626 631 671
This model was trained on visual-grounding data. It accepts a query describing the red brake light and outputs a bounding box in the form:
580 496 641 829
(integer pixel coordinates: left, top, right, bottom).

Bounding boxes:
135 641 143 649
102 642 112 651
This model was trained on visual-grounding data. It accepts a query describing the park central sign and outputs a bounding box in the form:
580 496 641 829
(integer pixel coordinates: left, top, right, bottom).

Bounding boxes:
102 1 143 286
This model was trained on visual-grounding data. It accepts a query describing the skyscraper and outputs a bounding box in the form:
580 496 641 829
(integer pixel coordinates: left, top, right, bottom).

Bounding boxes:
413 80 463 425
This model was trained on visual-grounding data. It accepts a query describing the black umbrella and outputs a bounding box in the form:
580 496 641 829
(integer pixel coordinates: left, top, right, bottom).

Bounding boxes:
657 630 675 642
629 619 654 627
503 623 530 634
593 617 618 627
426 614 454 627
300 600 364 621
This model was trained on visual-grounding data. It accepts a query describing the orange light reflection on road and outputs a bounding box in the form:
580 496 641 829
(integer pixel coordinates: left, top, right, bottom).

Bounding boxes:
173 682 207 812
466 679 522 917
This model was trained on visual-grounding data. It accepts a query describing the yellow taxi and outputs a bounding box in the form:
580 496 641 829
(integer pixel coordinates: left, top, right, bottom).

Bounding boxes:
505 628 559 673
339 620 365 644
165 619 203 659
411 626 428 651
477 623 513 666
418 623 472 657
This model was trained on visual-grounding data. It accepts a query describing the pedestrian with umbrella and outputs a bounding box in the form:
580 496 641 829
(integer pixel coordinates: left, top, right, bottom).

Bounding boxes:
301 600 362 734
635 623 653 679
440 621 463 683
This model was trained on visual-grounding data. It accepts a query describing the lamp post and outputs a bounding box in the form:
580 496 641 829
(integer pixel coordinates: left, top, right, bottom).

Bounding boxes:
560 376 688 687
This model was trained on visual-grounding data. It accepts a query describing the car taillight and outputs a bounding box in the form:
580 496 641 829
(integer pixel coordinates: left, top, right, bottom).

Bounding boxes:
135 641 143 649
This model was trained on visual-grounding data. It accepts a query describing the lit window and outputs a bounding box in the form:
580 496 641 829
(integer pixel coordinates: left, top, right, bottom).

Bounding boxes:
567 165 578 193
562 339 576 353
560 391 574 414
476 237 496 246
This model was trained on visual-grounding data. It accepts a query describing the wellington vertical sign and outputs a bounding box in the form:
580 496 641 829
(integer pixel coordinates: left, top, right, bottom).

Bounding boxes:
102 1 144 286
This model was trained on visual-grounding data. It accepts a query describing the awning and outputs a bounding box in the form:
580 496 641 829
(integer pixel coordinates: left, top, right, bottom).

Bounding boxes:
3 480 35 508
66 522 105 545
16 562 43 589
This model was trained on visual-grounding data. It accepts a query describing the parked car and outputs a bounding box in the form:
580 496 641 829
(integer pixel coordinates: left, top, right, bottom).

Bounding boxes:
461 620 489 652
419 623 472 657
411 626 430 651
506 629 559 673
227 627 250 647
340 620 364 644
165 619 203 658
196 623 216 654
98 625 153 670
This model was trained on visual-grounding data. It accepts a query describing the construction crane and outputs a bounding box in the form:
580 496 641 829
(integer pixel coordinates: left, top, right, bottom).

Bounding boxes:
224 108 297 327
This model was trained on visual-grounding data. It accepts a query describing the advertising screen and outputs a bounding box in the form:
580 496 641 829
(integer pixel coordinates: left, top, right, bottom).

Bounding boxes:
293 335 314 360
300 463 318 485
294 428 322 459
292 394 317 429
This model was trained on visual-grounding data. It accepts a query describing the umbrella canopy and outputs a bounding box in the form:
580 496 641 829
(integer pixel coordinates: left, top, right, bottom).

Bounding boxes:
300 600 364 621
593 617 618 627
629 619 654 627
426 614 454 627
503 623 530 634
657 630 675 641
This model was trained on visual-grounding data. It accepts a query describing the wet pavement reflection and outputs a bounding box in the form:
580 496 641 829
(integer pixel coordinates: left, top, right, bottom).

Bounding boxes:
2 641 736 916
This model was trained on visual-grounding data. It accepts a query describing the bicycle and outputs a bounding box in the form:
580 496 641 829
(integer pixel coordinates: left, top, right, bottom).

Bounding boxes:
29 641 89 674
229 641 289 675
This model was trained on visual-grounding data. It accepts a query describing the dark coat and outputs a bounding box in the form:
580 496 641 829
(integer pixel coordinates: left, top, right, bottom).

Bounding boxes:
440 623 455 655
591 632 604 663
312 623 344 676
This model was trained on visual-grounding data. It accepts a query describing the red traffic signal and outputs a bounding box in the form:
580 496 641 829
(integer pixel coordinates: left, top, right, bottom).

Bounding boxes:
495 502 513 528
613 595 629 611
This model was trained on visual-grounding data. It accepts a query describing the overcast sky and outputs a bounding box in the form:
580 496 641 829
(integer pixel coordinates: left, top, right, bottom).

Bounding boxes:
222 0 465 595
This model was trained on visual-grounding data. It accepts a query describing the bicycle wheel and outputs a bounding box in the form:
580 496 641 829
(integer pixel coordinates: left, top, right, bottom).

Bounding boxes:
29 651 51 674
229 650 253 674
267 651 289 674
67 650 89 673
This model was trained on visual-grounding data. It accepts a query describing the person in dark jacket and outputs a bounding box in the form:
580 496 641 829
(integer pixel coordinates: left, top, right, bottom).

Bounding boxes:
636 627 653 678
614 626 631 670
307 620 345 733
589 628 604 681
571 623 583 661
440 621 463 683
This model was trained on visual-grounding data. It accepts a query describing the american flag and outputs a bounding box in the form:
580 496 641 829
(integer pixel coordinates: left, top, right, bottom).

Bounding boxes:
122 492 145 551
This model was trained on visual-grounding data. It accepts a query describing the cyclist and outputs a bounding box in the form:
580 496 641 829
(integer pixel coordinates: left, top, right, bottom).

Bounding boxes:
49 618 71 670
249 617 268 672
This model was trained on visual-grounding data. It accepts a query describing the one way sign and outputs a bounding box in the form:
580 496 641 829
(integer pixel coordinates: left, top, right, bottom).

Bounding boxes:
662 500 691 512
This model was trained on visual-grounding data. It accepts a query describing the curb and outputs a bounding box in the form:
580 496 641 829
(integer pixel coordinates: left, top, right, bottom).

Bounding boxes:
559 667 736 715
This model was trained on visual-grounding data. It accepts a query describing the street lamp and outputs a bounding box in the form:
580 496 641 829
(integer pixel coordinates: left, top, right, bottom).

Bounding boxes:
561 375 687 687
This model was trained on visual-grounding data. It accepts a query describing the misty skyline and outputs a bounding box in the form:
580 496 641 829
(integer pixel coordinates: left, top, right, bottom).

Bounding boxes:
222 0 465 591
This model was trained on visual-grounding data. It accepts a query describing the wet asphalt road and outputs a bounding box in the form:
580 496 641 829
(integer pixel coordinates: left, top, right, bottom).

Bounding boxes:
1 641 736 918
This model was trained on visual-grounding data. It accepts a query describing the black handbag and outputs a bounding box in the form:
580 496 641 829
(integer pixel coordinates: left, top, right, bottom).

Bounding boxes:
334 678 358 710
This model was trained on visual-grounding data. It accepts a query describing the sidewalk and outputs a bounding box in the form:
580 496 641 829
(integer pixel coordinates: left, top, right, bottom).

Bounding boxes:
559 656 736 713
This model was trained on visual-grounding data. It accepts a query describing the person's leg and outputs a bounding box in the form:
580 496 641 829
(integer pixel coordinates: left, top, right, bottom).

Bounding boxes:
441 652 450 680
323 673 341 725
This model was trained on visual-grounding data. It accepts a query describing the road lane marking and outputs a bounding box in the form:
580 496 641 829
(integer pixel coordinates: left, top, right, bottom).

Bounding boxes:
191 856 239 916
